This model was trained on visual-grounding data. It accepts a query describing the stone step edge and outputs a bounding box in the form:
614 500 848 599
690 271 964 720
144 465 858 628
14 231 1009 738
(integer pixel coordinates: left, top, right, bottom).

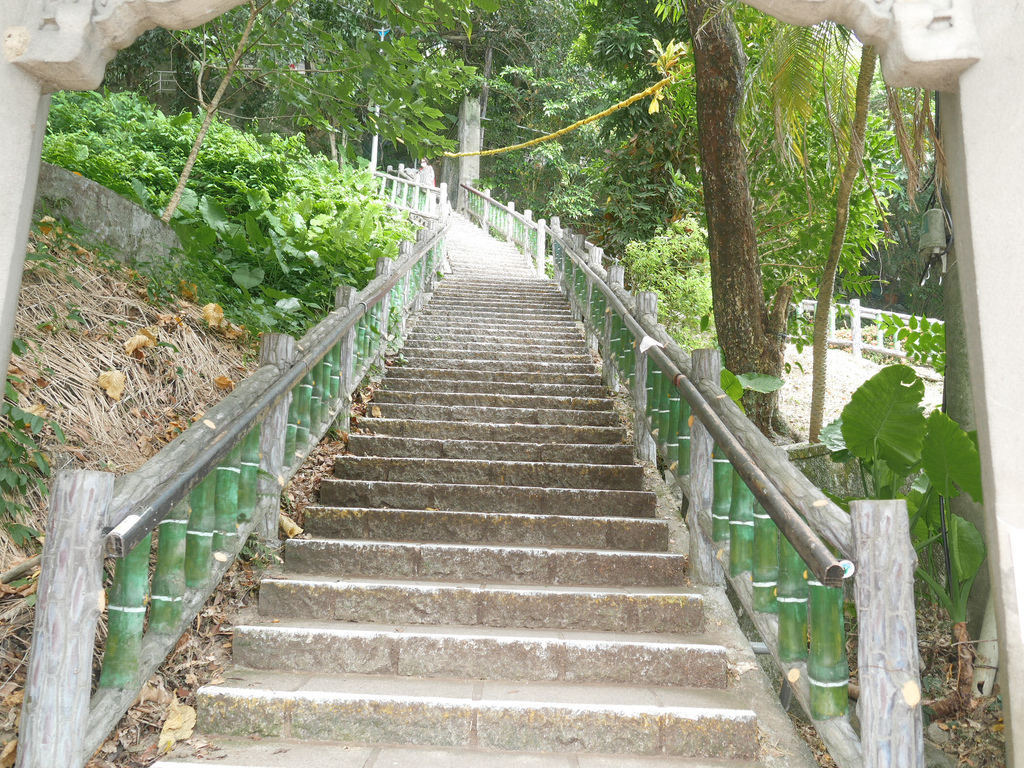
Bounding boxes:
290 537 681 560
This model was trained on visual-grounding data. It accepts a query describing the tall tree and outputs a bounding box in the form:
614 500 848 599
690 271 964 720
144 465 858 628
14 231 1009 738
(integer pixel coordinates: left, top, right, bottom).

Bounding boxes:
680 0 791 434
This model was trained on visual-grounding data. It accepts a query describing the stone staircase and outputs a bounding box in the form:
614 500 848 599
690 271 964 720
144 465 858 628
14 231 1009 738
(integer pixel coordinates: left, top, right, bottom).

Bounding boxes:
158 218 815 768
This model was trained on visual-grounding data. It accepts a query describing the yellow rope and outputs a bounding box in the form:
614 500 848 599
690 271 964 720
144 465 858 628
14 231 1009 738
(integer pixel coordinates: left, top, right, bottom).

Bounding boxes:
443 75 676 159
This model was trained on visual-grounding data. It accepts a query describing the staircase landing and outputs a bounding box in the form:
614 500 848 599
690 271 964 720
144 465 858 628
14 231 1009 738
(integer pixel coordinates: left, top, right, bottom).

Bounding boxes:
157 214 816 768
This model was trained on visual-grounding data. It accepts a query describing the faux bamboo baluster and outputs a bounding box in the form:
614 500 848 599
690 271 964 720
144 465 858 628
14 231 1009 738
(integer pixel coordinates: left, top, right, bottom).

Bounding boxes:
622 327 636 388
149 501 189 634
676 397 691 475
650 367 663 444
284 382 299 465
645 366 658 442
809 578 849 718
666 388 681 467
213 445 242 554
308 359 324 434
294 370 314 449
777 536 809 662
99 532 152 688
657 372 671 449
711 445 733 542
752 503 780 613
185 471 216 589
237 426 261 526
317 353 332 425
729 473 756 575
329 341 343 401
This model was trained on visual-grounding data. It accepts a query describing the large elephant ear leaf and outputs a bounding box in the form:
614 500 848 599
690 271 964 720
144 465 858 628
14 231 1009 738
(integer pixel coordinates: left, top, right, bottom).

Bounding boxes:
948 513 986 583
921 410 985 503
840 364 926 473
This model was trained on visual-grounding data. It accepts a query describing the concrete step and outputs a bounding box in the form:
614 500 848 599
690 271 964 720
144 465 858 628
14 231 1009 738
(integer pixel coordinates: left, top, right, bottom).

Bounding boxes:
401 348 592 365
373 403 617 427
407 327 583 343
380 377 607 398
333 456 643 491
390 359 599 375
195 671 756 759
156 740 761 768
419 308 575 323
373 389 612 412
428 297 569 309
319 479 657 518
384 367 603 386
413 316 581 331
284 540 685 587
302 507 669 551
403 338 582 355
258 578 704 634
355 418 626 445
232 623 727 688
346 434 634 464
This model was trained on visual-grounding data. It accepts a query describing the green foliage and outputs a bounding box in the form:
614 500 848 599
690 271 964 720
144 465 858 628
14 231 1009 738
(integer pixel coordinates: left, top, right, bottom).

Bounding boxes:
44 91 414 336
826 365 985 623
721 369 785 412
876 312 946 374
622 217 714 349
1 378 65 549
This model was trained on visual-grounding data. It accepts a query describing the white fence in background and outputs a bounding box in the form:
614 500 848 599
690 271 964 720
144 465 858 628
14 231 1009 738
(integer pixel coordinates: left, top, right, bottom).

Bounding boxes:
797 299 944 360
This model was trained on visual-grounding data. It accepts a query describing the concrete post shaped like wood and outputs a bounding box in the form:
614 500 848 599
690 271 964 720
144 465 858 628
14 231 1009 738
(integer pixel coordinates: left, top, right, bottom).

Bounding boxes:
851 499 924 767
850 298 863 359
536 219 547 276
689 348 725 586
256 332 297 544
634 291 659 463
17 471 114 768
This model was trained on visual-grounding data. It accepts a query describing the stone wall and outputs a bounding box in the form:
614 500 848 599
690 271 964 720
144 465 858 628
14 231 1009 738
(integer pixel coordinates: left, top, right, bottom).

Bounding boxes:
34 162 181 267
786 442 864 499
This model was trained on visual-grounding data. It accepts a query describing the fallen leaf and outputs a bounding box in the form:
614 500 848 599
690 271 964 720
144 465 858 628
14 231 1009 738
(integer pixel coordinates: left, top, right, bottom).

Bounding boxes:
98 371 126 401
180 281 198 301
125 332 157 357
158 698 196 754
0 738 17 768
202 303 225 328
279 515 303 538
25 403 46 417
2 690 23 707
136 681 174 708
213 375 235 391
371 405 382 418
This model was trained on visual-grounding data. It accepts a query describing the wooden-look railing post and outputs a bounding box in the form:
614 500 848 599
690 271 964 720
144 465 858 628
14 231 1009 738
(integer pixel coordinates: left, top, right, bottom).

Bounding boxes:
584 251 602 352
604 265 626 393
634 291 659 463
851 499 924 767
17 471 114 768
536 219 547 276
850 298 863 359
256 332 297 545
335 286 358 434
688 348 724 586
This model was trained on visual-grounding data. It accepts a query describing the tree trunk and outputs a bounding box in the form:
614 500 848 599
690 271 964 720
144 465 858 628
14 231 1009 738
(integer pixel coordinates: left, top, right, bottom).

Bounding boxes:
808 45 877 441
685 0 789 435
161 1 259 223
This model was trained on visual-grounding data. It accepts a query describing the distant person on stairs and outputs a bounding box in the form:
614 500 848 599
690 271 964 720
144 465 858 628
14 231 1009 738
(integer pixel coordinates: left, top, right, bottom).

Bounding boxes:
418 158 435 187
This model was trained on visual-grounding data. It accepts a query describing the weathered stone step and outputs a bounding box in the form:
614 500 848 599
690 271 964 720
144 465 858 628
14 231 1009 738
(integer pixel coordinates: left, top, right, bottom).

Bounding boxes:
346 434 633 464
428 295 568 307
373 389 613 412
155 741 762 768
386 367 603 386
333 456 643 491
356 417 625 445
303 506 668 551
408 326 583 342
319 480 657 518
381 377 608 398
414 314 581 330
419 307 575 322
403 338 581 355
285 540 685 587
392 359 598 375
196 672 756 759
259 578 704 633
232 623 727 688
402 347 592 365
374 403 616 427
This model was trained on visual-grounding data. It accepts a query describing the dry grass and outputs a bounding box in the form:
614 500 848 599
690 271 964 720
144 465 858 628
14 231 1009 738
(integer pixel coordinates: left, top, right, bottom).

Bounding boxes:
2 220 257 570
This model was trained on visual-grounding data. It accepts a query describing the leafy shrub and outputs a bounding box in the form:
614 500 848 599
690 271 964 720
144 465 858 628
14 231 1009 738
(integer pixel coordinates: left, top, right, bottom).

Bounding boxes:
43 90 414 336
622 217 715 349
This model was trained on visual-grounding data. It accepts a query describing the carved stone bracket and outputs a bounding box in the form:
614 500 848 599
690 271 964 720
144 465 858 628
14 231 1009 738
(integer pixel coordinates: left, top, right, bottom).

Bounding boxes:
3 0 248 93
741 0 979 91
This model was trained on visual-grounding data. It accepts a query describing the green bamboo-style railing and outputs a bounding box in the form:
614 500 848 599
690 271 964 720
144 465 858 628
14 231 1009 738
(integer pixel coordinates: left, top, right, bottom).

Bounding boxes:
463 183 923 768
18 191 449 768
